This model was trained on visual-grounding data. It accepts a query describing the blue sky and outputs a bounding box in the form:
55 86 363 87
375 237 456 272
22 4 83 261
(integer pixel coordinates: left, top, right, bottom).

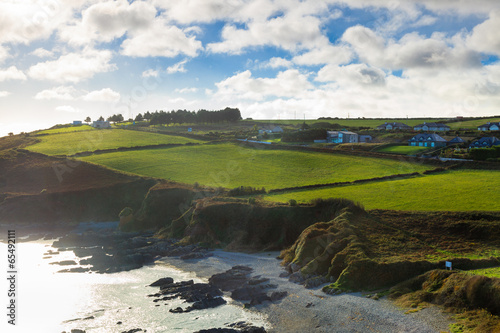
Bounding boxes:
1 0 500 136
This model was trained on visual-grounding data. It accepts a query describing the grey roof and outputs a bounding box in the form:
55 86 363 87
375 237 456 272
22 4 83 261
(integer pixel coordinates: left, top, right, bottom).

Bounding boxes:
377 122 411 128
470 136 500 147
448 136 465 143
408 133 447 142
478 122 500 129
414 122 449 128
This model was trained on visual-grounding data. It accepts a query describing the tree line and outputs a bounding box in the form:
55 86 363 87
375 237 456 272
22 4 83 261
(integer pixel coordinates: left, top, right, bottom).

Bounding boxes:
144 107 242 125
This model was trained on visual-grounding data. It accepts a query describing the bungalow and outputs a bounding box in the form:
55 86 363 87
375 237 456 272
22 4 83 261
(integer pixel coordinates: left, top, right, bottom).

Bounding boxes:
92 120 111 129
327 131 358 143
376 122 412 131
359 135 373 143
469 137 500 149
408 133 447 147
413 122 450 132
477 122 500 131
258 126 283 134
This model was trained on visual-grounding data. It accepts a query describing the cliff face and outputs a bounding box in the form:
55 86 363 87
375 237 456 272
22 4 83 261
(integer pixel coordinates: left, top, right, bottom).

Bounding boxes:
0 148 155 224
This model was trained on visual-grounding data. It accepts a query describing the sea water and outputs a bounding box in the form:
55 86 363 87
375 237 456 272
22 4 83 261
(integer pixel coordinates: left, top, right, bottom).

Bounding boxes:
0 238 267 333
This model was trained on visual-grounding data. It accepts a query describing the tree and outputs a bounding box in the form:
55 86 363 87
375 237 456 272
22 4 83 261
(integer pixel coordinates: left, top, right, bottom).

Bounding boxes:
85 116 91 124
135 113 143 121
8 132 13 136
98 116 104 121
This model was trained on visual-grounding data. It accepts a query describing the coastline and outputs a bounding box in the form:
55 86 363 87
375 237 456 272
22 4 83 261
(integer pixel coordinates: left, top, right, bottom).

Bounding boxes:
158 250 454 333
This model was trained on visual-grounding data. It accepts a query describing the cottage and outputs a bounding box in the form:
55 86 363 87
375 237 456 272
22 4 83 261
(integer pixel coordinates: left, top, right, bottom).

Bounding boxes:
413 122 450 131
258 126 283 134
72 120 82 126
92 120 111 129
408 133 447 147
376 122 412 131
327 131 358 143
359 135 373 143
469 137 500 148
477 122 500 131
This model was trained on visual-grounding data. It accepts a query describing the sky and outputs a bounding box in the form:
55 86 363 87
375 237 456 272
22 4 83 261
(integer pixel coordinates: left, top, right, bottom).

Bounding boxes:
1 0 500 136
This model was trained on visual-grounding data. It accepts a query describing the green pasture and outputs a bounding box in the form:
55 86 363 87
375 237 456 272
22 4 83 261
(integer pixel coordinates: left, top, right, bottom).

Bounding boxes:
264 170 500 211
447 117 500 130
466 266 500 279
27 129 202 155
375 145 431 155
36 125 94 135
79 143 432 189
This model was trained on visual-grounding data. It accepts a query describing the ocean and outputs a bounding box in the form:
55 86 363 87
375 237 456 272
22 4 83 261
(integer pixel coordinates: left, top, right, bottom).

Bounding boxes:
0 236 267 333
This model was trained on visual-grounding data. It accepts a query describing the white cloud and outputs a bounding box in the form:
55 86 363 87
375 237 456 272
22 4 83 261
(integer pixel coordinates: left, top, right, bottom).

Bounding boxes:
55 105 79 113
208 14 329 54
0 45 10 63
82 88 120 102
0 91 11 98
142 69 160 78
175 87 198 93
157 0 244 24
166 59 188 74
316 63 387 86
467 11 500 56
342 26 481 70
292 45 353 66
28 49 116 83
31 48 55 58
0 66 27 81
215 69 313 100
35 86 77 100
263 57 293 69
121 19 202 58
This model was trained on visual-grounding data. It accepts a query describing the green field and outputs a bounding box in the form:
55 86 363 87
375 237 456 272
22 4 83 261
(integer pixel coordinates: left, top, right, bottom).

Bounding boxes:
27 129 202 155
264 170 500 211
36 125 95 135
375 145 431 155
447 117 500 130
79 143 432 189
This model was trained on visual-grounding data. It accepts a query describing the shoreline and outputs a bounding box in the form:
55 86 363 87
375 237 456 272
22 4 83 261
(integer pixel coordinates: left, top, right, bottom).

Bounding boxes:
158 250 454 333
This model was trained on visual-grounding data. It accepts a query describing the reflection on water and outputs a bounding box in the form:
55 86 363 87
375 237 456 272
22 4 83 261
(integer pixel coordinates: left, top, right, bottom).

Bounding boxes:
0 240 266 333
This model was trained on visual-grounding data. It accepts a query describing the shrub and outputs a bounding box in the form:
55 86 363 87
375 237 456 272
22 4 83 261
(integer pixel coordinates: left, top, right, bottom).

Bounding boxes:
288 199 297 206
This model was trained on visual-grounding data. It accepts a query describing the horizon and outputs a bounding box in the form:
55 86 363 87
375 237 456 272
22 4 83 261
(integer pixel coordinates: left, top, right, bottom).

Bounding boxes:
1 1 500 137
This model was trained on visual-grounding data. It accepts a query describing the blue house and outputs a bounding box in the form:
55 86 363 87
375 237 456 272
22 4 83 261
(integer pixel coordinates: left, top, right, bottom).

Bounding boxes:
408 133 447 147
478 122 500 131
414 122 450 131
469 137 500 148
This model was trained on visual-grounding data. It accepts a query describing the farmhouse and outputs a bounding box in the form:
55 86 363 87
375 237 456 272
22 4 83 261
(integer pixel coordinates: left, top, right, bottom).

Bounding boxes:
92 120 111 129
408 133 447 147
413 122 450 131
469 137 500 148
376 122 412 131
327 131 358 143
477 122 500 131
259 126 283 134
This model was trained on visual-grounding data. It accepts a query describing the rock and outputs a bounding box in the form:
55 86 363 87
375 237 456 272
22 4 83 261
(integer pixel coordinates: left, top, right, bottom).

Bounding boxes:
279 271 290 278
70 330 86 333
209 266 253 291
248 277 269 285
149 277 174 287
169 307 184 313
121 329 143 333
288 272 305 284
270 291 287 302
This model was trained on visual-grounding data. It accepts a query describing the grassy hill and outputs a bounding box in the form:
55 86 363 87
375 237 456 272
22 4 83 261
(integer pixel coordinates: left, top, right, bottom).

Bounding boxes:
27 129 202 155
79 143 432 190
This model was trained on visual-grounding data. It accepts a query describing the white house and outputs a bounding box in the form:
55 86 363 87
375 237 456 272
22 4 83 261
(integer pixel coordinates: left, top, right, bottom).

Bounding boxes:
327 131 358 143
92 120 111 129
414 122 450 131
478 122 500 131
258 126 283 134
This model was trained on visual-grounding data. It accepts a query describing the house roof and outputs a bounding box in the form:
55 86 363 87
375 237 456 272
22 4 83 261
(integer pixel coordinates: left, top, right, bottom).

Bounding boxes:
377 122 411 128
408 133 447 142
448 136 465 143
470 137 500 146
414 122 450 128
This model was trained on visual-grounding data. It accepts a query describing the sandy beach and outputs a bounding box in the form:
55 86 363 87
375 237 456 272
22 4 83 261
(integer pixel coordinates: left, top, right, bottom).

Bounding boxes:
159 250 454 333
